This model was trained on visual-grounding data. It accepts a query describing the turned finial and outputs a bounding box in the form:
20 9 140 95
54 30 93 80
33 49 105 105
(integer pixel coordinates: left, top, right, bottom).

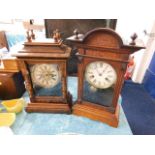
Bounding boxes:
26 31 32 42
74 29 79 39
31 29 35 40
30 19 35 40
53 29 61 42
130 33 138 45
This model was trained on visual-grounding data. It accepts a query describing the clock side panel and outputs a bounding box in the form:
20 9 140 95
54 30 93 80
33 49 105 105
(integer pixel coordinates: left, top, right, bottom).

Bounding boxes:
18 60 35 102
111 62 127 109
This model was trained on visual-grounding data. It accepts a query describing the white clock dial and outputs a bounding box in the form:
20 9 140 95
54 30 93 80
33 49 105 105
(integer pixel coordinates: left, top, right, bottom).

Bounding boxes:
31 64 61 88
85 61 117 89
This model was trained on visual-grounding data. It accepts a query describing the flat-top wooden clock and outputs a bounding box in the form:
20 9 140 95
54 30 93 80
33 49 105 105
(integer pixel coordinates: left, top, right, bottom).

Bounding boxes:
67 28 144 127
13 34 72 113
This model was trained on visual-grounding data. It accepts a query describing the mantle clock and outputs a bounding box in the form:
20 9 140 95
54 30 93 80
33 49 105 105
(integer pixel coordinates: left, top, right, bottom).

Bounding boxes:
14 35 72 113
67 28 144 127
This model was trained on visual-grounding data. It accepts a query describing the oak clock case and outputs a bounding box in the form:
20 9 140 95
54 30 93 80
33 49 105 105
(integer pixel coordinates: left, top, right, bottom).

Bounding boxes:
67 28 144 127
83 60 117 107
13 39 72 113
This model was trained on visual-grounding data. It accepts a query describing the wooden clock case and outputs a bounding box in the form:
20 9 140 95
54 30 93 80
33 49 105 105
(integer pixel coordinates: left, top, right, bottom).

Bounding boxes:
13 39 72 113
67 28 144 127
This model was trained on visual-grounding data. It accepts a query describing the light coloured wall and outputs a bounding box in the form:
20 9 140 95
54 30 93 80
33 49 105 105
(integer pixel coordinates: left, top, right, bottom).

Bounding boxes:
116 19 155 83
133 21 155 83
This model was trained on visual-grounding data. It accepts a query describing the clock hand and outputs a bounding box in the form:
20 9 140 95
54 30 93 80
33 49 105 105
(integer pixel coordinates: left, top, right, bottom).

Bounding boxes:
102 65 108 74
52 77 56 81
96 68 100 74
47 74 57 80
44 73 56 77
50 74 56 77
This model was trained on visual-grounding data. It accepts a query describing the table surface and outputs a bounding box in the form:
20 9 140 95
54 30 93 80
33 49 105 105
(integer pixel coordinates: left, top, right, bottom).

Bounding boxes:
10 77 132 135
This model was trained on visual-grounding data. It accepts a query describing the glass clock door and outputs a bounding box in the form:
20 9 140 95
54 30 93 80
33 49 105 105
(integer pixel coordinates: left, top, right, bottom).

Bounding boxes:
83 61 117 107
28 63 62 97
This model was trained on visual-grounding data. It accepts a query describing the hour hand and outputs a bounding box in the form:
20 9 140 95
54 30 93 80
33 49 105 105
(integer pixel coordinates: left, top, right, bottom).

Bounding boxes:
102 66 108 73
49 74 57 80
51 74 56 77
45 73 56 77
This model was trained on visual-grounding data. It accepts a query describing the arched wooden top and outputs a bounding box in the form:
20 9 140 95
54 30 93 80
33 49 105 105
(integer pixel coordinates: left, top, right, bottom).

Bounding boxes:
81 28 124 48
67 28 145 53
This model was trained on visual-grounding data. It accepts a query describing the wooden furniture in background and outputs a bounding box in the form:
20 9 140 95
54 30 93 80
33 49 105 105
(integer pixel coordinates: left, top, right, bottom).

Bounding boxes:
0 31 25 100
0 70 25 100
2 57 19 71
0 31 9 50
45 19 117 75
0 30 19 71
0 53 25 100
67 28 144 127
13 36 72 113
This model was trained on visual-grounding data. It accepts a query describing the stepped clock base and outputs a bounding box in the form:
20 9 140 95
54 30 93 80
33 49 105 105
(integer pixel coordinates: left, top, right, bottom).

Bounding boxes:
26 92 72 113
26 102 72 113
73 102 120 128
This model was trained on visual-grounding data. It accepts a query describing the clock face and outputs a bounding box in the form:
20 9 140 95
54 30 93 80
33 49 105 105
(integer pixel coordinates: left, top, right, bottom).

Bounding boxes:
30 64 61 88
85 61 117 89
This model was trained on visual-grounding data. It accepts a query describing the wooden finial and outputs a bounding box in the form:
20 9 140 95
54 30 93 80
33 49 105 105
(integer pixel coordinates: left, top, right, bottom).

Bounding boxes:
31 29 35 40
55 29 61 40
30 19 34 25
74 29 79 39
53 29 61 42
26 30 32 42
130 33 138 45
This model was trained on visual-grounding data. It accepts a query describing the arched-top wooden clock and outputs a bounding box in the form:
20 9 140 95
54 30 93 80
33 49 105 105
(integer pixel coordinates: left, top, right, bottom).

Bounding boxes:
67 28 144 127
13 32 72 113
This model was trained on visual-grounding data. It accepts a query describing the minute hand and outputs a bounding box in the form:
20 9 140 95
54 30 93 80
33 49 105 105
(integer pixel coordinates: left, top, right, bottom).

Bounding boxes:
45 74 56 77
102 65 108 73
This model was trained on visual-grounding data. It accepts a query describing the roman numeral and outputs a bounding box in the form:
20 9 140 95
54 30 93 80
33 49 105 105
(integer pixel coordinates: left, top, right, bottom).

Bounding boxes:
105 77 111 82
100 62 103 67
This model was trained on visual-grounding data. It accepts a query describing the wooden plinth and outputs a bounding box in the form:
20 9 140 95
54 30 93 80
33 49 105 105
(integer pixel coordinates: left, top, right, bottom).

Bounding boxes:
25 92 72 114
73 102 120 128
26 102 71 113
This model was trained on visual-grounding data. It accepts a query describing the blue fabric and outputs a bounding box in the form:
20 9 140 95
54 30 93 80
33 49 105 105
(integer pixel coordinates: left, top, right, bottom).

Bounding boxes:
143 51 155 99
11 77 132 135
121 80 155 135
143 69 155 99
34 83 62 96
83 81 114 107
149 52 155 73
5 32 26 48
